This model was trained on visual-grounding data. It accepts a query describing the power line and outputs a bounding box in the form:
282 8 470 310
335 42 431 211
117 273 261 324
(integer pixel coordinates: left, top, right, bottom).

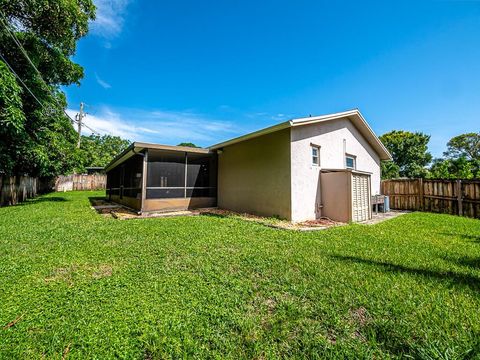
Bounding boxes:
0 51 47 111
0 12 76 123
0 11 101 135
1 51 100 135
0 51 98 133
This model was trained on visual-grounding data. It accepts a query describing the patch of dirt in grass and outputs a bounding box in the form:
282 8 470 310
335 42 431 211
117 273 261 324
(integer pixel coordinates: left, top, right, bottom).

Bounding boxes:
264 298 277 314
44 263 114 285
348 307 370 342
326 330 337 345
350 307 369 326
92 265 113 279
200 209 344 231
299 218 339 227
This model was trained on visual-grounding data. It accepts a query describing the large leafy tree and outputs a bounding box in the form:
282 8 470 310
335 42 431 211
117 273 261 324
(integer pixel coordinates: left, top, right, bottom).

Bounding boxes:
379 130 432 178
428 157 477 179
444 133 480 161
0 0 95 177
429 132 480 179
79 134 131 169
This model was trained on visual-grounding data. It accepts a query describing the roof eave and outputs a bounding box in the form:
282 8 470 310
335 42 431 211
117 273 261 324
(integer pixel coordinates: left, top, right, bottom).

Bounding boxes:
104 142 213 173
291 109 392 161
209 120 292 150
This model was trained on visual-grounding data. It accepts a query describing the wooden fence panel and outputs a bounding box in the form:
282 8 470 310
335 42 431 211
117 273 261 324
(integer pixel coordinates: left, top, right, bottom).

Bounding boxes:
0 176 41 206
382 178 480 219
381 179 421 210
1 174 106 207
55 174 106 192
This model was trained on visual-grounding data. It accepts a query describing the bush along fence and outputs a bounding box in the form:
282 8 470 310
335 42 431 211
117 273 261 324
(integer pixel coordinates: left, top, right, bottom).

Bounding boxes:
0 174 107 206
381 178 480 218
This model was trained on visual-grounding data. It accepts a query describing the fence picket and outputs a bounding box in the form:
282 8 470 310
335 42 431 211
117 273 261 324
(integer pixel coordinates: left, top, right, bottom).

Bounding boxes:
1 174 106 207
382 178 480 219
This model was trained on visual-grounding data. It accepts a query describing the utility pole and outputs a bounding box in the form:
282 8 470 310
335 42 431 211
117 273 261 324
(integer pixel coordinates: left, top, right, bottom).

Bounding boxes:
76 102 85 148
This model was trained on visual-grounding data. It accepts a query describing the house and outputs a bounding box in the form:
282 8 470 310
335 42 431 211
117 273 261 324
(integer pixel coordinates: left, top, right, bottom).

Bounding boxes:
104 109 391 222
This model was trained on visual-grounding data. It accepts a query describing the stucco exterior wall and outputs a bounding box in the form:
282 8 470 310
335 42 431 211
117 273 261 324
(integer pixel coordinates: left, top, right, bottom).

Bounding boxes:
217 129 291 219
290 117 381 222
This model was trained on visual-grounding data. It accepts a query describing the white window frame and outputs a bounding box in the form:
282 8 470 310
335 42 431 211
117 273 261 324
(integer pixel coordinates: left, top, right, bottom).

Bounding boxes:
345 154 356 169
311 144 320 166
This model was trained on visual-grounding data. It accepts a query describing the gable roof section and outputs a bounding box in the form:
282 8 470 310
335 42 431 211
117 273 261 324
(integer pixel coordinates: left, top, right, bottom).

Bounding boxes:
208 109 392 160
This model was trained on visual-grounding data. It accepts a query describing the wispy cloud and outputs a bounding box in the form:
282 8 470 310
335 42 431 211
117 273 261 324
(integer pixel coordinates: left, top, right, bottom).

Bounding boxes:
95 73 112 89
66 107 239 146
91 0 131 39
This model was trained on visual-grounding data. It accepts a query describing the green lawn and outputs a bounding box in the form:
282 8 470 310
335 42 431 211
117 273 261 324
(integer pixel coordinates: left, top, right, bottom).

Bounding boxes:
1 191 480 359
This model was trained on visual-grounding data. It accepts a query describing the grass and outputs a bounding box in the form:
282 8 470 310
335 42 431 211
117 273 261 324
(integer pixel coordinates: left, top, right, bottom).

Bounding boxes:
0 191 480 359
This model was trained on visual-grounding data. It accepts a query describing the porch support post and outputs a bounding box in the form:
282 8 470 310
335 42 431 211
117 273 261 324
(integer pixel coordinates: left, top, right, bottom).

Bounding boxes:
184 152 188 198
141 149 148 214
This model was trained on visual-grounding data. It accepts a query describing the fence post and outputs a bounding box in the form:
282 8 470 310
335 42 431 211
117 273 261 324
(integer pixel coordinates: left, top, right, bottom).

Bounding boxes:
418 178 424 211
457 179 463 216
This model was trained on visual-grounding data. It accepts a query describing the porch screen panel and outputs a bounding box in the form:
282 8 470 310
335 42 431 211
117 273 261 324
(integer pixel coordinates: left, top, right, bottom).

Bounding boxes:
186 153 217 197
107 167 121 196
122 154 143 198
147 150 185 199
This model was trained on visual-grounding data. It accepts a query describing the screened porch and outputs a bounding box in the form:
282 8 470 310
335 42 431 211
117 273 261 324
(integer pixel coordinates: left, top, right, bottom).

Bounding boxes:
105 143 217 213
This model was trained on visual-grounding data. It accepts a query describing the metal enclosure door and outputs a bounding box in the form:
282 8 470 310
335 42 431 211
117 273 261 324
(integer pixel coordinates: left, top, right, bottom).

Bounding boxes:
352 174 370 222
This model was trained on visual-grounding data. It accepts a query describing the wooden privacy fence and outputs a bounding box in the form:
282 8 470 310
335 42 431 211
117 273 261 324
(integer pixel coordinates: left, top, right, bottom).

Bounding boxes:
0 174 106 206
381 179 480 218
55 174 106 192
0 176 53 206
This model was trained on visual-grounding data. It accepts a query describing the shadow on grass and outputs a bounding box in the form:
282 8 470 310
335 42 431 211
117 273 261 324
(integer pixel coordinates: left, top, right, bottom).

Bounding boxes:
331 255 479 291
88 196 108 207
18 196 68 206
446 256 480 270
439 232 480 243
200 212 227 219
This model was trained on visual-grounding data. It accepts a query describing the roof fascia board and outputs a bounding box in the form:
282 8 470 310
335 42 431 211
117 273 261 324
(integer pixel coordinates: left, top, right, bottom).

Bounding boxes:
134 142 211 154
104 142 213 172
209 120 292 150
291 110 392 160
104 143 141 172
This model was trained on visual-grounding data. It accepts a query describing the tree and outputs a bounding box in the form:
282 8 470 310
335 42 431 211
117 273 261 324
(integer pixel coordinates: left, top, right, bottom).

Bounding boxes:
428 157 475 179
381 161 400 180
430 133 480 179
79 134 131 169
0 0 95 177
379 130 432 178
444 133 480 161
177 142 200 148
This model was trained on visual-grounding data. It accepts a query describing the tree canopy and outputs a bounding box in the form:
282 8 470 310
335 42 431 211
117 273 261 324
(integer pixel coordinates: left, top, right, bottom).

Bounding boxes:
0 0 95 177
379 130 432 179
428 157 479 179
444 133 480 161
177 142 200 148
428 132 480 179
79 135 131 169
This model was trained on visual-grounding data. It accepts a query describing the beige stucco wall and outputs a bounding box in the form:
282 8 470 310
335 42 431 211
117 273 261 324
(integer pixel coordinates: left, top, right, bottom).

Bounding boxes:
217 129 291 219
290 117 381 222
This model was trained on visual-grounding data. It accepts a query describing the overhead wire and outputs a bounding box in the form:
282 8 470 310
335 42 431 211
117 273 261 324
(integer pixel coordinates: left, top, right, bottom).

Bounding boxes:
0 11 101 135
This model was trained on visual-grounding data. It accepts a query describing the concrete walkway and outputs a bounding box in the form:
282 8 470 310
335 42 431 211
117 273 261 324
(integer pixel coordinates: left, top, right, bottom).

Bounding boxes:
362 211 410 225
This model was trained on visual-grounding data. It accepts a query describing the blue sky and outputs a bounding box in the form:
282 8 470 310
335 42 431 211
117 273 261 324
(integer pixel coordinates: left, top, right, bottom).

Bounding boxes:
65 0 480 157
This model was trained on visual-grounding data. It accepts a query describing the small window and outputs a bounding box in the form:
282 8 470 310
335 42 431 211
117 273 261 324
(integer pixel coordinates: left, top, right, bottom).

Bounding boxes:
311 145 320 166
346 155 356 169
